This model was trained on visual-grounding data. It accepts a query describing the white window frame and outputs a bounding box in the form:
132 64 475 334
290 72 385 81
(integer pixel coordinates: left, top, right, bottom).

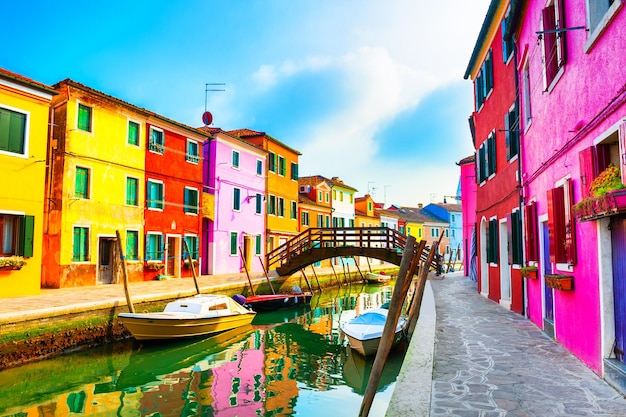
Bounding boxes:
127 118 141 148
148 126 165 154
0 104 30 158
186 139 200 164
184 186 199 215
584 0 623 52
147 179 165 211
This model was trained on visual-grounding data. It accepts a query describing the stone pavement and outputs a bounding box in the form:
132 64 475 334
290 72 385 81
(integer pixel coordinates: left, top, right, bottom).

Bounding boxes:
428 273 626 417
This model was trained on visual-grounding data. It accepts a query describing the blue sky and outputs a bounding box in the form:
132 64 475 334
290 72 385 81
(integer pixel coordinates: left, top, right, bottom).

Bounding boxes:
3 0 489 207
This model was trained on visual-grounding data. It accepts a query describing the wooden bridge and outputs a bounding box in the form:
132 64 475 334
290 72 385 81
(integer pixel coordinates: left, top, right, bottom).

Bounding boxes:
266 227 442 276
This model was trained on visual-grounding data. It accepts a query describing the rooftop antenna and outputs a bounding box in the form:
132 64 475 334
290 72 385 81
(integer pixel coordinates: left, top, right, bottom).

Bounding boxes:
368 181 376 195
203 83 225 126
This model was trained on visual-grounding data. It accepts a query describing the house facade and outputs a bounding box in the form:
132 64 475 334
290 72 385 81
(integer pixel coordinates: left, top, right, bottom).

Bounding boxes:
458 155 477 280
298 176 333 230
465 0 524 314
202 128 266 275
228 129 301 254
423 203 463 263
0 68 57 297
512 0 626 378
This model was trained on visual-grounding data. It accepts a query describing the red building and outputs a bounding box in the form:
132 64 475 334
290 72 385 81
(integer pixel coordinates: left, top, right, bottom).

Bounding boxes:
144 120 208 279
464 1 524 313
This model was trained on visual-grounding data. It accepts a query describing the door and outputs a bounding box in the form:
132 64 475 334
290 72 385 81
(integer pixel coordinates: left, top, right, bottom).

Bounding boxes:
611 215 626 364
97 237 115 284
542 221 555 338
243 235 253 272
499 220 511 307
167 236 179 277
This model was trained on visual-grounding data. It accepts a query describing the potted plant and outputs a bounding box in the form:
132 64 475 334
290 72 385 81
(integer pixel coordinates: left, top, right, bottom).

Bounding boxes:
145 262 165 271
520 265 538 279
575 164 626 221
0 256 27 270
545 273 574 291
183 258 198 268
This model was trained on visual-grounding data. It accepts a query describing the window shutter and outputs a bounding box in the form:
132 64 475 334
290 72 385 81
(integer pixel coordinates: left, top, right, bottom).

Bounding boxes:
488 134 496 176
556 0 567 68
564 178 577 265
511 104 519 157
524 202 539 262
547 186 566 263
542 5 558 88
620 123 626 186
578 147 596 199
507 213 513 265
19 215 35 257
505 112 511 161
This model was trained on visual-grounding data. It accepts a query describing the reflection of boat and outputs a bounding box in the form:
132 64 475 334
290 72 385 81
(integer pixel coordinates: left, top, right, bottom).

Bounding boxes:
118 294 256 340
340 308 405 356
342 346 404 394
252 303 312 328
244 292 312 312
116 325 254 390
364 271 390 284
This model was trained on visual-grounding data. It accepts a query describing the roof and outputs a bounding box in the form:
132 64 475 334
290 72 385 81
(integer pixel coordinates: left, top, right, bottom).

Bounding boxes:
457 154 475 165
375 209 400 219
0 67 58 96
55 79 210 140
428 203 463 213
227 128 302 155
396 206 448 224
299 175 358 192
202 127 267 155
463 0 500 79
298 193 331 210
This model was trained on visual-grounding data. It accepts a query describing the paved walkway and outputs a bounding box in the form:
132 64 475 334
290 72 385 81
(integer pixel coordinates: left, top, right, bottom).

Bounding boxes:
429 273 626 417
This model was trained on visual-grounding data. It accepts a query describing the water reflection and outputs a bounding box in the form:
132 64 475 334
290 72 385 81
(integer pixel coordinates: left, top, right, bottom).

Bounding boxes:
0 283 401 417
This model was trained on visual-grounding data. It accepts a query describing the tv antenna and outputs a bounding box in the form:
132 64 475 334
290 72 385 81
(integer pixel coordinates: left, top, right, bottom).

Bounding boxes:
203 83 225 126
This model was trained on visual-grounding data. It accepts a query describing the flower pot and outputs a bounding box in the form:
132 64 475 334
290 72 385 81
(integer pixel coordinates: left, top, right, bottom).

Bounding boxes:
545 274 574 291
521 268 538 279
0 265 22 271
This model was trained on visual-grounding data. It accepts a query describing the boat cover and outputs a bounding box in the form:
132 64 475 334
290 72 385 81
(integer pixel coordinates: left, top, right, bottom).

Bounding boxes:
341 308 403 341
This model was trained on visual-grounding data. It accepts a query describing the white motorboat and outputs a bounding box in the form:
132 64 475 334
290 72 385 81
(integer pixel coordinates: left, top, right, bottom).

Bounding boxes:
340 307 406 356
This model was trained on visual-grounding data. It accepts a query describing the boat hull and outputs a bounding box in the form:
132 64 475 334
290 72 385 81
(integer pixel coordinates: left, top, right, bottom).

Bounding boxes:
245 293 312 312
344 329 404 356
118 312 256 340
364 272 390 284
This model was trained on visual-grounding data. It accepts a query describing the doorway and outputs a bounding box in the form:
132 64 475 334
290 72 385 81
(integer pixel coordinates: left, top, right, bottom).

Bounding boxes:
611 215 626 364
166 236 180 278
541 221 555 338
97 237 116 284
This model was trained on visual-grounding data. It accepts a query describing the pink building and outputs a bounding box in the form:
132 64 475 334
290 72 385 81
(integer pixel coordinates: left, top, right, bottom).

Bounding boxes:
202 128 266 275
511 0 626 384
458 155 477 280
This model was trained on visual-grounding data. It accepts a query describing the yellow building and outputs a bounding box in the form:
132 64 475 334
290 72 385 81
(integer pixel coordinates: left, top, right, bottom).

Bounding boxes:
0 68 57 297
43 79 147 287
354 194 380 228
227 129 301 253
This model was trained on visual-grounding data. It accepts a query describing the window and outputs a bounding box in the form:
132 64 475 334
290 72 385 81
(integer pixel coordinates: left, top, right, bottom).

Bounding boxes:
333 190 337 200
268 152 276 173
291 162 298 180
184 187 199 214
508 210 523 265
505 103 519 161
147 180 164 210
451 214 456 222
502 8 514 62
255 193 263 214
186 140 200 163
232 150 240 168
325 215 330 227
0 107 27 156
75 167 90 199
547 178 576 266
368 201 373 212
128 121 139 146
230 232 238 255
339 192 344 202
0 214 34 257
290 201 297 220
77 104 92 132
522 60 532 127
126 230 139 261
126 177 139 206
541 0 566 90
445 229 449 238
277 197 285 217
184 235 199 259
255 234 262 255
487 219 499 264
146 233 164 261
349 219 354 227
350 194 353 203
301 211 310 226
476 132 496 183
256 159 263 175
524 201 539 262
586 0 622 48
268 195 276 215
72 226 89 262
578 143 612 199
325 192 329 203
148 127 164 154
431 228 440 238
474 49 493 109
278 156 286 176
317 214 324 227
418 228 423 238
233 188 241 211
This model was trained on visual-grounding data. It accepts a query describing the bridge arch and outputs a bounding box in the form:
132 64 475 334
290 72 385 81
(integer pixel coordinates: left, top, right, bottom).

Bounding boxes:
266 227 441 276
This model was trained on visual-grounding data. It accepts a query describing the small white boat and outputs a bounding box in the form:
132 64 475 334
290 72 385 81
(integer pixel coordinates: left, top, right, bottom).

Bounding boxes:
364 271 391 284
340 308 405 356
118 294 256 341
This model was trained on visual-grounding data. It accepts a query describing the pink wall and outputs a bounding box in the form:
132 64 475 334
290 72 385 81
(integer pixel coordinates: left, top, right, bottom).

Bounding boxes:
517 0 626 373
459 158 477 275
206 133 266 274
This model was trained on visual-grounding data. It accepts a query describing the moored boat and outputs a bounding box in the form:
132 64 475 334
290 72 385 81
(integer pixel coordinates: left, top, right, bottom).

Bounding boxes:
364 271 391 284
340 307 405 356
235 285 312 312
118 294 256 341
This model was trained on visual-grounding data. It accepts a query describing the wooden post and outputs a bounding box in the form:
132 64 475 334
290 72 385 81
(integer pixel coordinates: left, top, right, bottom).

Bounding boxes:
354 259 365 282
183 238 200 295
405 241 440 339
116 230 135 314
258 257 276 295
330 262 341 286
239 246 256 296
359 236 425 417
300 269 313 293
309 265 322 291
366 257 372 273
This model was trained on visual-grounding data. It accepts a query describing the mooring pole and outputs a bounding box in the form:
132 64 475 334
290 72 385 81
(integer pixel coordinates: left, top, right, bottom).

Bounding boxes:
239 247 255 296
183 238 200 295
258 257 276 295
116 230 135 314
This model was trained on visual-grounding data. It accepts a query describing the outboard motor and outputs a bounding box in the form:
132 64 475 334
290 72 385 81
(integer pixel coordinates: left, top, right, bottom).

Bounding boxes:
292 285 302 294
232 294 247 306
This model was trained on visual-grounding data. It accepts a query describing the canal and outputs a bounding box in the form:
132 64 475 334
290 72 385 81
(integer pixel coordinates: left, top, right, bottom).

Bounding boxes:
0 283 406 416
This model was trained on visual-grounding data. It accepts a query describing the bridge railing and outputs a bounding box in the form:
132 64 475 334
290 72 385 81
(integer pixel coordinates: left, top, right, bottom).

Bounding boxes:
267 227 407 269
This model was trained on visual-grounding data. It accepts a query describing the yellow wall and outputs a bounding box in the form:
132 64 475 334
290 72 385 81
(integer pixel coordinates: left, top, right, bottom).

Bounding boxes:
58 92 146 267
405 222 424 241
0 80 53 296
266 140 299 237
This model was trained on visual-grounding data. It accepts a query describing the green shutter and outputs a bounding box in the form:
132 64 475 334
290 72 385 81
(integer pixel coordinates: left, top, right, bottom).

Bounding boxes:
255 235 262 255
230 232 238 255
75 167 88 199
19 215 35 257
78 104 91 132
128 121 139 145
0 108 26 154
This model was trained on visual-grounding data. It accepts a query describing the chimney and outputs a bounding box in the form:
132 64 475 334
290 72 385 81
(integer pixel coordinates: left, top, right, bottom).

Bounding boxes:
418 203 423 209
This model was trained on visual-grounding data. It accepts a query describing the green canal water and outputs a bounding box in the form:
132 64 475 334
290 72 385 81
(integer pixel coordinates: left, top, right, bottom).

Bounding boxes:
0 283 407 417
